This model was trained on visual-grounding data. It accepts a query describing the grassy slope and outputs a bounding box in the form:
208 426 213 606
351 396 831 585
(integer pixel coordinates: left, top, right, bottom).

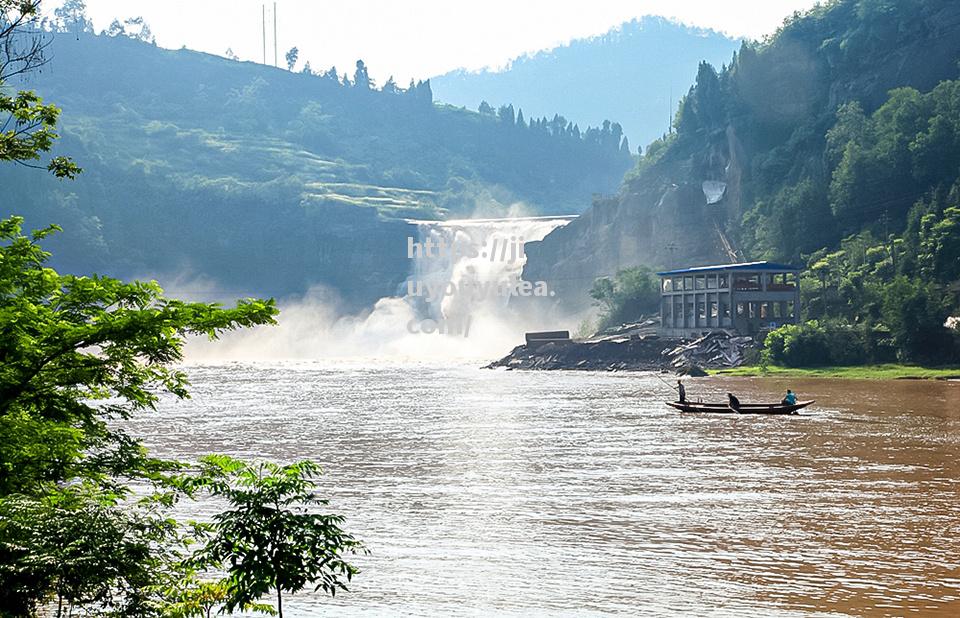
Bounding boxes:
710 364 960 380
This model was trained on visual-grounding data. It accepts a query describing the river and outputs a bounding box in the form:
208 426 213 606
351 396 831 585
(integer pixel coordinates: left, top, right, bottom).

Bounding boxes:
125 363 960 616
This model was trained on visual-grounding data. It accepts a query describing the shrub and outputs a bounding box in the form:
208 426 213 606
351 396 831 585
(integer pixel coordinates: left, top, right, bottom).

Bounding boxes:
762 319 875 367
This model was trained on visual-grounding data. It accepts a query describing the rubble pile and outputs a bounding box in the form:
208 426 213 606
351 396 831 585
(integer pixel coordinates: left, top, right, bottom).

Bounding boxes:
662 332 755 371
485 334 673 372
485 321 759 374
591 316 660 340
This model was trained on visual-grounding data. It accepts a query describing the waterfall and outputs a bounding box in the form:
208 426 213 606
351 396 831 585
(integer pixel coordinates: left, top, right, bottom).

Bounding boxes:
404 216 574 329
185 216 574 361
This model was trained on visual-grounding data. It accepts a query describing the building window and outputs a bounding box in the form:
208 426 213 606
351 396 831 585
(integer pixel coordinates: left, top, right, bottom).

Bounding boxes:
767 273 796 291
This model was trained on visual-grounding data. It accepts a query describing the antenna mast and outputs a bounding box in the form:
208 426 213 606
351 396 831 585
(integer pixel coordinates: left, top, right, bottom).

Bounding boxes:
261 4 266 64
273 2 278 67
669 85 673 135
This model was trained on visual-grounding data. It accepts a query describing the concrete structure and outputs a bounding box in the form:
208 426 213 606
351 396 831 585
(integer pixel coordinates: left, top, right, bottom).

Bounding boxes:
657 261 801 338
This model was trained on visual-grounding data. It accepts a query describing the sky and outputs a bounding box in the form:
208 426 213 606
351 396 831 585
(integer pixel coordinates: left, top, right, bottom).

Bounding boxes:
49 0 820 84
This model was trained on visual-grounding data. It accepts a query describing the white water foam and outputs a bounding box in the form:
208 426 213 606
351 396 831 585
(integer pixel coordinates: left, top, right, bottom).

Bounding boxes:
185 216 574 362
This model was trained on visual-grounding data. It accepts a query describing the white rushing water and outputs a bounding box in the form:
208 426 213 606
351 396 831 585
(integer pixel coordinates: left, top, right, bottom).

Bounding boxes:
406 215 573 324
186 216 574 362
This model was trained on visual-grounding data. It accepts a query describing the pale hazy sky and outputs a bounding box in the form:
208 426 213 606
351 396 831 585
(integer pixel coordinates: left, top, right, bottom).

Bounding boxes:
50 0 819 83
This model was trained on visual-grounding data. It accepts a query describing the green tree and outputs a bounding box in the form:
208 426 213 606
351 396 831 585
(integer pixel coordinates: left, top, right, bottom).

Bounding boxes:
880 276 952 363
589 266 660 331
918 206 960 282
353 59 370 89
1 1 80 179
0 217 279 612
193 456 365 618
285 46 299 71
497 103 515 125
0 489 163 617
52 0 93 34
121 16 155 44
159 577 276 618
381 75 398 94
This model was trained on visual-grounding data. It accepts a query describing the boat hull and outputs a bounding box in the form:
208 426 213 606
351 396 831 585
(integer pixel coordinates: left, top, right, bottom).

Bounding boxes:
665 400 814 415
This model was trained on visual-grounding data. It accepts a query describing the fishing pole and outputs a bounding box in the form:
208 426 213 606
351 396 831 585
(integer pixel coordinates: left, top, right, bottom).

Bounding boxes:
651 371 681 394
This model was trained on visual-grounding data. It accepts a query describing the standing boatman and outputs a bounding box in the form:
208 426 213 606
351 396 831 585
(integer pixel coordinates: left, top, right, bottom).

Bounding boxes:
677 379 686 403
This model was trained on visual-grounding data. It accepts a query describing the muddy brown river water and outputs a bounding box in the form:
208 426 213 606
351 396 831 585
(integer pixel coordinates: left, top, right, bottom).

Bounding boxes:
125 363 960 616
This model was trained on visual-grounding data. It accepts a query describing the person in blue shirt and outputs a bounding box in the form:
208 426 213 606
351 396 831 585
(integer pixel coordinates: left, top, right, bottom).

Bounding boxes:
782 389 797 405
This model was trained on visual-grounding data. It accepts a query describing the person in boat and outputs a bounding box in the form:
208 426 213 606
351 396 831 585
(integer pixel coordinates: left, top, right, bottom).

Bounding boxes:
677 380 686 403
781 389 797 405
727 392 741 412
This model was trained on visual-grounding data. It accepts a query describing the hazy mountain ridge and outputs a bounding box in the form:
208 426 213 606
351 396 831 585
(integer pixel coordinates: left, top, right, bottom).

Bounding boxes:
432 16 741 149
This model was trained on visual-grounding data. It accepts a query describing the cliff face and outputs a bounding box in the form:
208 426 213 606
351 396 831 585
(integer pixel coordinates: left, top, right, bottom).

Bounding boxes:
524 0 960 314
523 169 731 313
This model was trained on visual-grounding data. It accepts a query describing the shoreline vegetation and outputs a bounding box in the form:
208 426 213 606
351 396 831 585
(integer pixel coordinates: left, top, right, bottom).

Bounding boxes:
709 364 960 380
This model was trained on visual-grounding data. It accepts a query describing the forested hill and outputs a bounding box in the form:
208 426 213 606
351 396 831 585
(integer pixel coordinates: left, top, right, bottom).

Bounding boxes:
432 17 740 149
2 30 631 305
525 0 960 362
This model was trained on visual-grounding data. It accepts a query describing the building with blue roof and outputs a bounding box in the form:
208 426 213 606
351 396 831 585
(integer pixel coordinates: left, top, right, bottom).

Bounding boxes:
657 261 801 338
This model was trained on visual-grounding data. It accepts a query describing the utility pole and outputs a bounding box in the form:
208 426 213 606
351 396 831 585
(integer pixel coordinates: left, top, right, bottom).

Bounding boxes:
261 4 266 65
668 86 673 135
273 2 278 68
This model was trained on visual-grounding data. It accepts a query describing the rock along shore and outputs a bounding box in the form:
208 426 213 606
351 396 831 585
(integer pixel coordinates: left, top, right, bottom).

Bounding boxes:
484 330 757 375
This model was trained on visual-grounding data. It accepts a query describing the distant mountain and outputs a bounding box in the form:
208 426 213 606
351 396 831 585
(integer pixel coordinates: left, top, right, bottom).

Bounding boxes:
525 0 960 323
431 17 741 151
3 32 632 306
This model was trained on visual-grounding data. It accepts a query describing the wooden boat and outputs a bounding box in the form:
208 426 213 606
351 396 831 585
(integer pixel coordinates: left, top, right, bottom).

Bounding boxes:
665 400 814 415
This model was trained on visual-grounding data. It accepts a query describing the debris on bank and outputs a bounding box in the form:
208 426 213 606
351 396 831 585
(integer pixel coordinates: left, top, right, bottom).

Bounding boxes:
663 332 756 371
485 326 757 374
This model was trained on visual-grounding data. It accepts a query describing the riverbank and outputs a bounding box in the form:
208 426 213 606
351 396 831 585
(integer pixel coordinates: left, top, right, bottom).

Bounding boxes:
486 331 757 373
710 364 960 380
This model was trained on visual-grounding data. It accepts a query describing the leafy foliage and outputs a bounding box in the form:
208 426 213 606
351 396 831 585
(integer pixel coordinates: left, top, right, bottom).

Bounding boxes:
0 216 282 614
761 319 894 367
0 1 80 178
589 266 660 331
0 488 174 617
0 216 277 492
191 456 365 617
